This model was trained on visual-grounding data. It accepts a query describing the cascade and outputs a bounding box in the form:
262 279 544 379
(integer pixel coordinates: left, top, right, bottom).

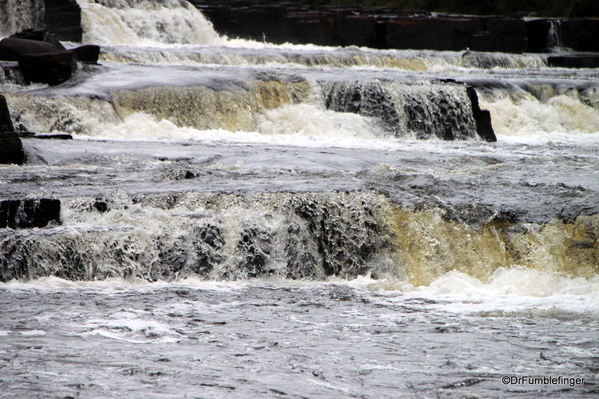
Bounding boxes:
76 0 223 45
0 192 396 282
460 51 546 69
1 192 597 284
547 19 565 53
0 0 45 38
98 46 440 71
3 66 482 141
478 88 599 137
322 80 477 140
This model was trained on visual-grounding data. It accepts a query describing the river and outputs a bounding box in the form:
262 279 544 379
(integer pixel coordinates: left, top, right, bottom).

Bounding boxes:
0 1 597 398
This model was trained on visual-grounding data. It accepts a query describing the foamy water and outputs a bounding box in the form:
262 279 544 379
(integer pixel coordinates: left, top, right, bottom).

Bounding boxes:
77 0 224 46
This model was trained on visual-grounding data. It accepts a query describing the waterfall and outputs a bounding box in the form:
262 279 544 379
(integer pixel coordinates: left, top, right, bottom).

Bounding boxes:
2 191 598 284
75 0 223 45
0 0 45 38
322 80 477 140
547 19 565 53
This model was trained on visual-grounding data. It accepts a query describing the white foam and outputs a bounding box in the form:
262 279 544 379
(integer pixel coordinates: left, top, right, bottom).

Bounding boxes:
0 275 246 292
402 268 599 315
19 329 47 336
256 103 378 139
77 0 224 46
481 93 599 143
91 109 402 150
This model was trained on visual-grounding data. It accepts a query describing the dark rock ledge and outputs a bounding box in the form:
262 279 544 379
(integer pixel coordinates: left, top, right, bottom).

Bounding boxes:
191 0 599 56
0 199 62 229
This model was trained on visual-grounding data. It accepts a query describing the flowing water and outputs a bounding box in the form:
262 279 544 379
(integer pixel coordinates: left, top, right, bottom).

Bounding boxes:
1 1 598 398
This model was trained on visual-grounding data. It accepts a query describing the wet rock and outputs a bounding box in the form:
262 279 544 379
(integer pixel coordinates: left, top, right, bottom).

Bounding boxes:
1 30 98 85
548 54 599 69
9 29 66 50
93 201 110 213
291 195 388 278
192 224 225 276
0 34 79 86
473 109 495 142
386 16 527 53
43 0 83 42
486 17 526 53
386 17 473 51
0 199 61 229
0 95 15 133
193 1 599 56
404 86 476 140
560 19 599 53
323 81 401 136
338 15 384 48
30 133 73 140
237 228 274 278
18 50 77 86
525 19 552 52
73 44 100 64
0 133 24 165
0 95 24 165
0 38 58 61
466 86 496 142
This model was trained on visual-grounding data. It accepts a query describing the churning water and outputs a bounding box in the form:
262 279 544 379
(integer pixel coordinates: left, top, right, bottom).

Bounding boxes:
0 1 598 398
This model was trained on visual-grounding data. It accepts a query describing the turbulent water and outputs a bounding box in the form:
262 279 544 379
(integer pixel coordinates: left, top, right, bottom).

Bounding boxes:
1 0 598 398
0 0 44 38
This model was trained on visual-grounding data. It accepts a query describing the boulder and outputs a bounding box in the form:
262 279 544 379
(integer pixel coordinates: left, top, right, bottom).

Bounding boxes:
18 50 77 86
73 44 100 64
0 38 59 61
9 29 66 50
1 32 100 85
0 199 61 229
